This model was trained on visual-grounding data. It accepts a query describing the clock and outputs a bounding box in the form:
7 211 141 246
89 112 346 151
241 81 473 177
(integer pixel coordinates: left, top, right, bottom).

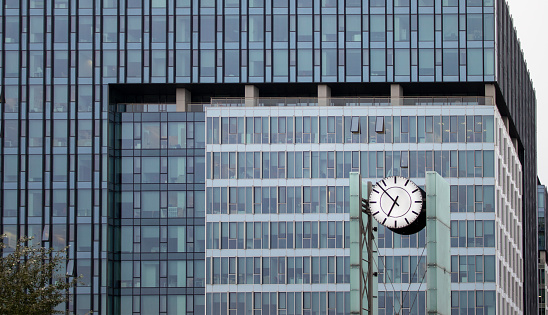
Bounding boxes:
369 176 426 235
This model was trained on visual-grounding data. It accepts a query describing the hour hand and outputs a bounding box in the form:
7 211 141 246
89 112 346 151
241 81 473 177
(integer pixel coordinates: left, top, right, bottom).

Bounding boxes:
378 184 400 207
387 196 399 217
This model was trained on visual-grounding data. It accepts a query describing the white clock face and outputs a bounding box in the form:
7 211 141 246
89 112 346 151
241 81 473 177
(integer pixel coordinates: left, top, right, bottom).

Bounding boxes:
369 176 424 230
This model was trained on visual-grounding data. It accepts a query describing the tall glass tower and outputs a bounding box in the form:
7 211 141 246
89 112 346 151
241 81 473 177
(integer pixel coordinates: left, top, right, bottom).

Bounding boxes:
0 0 537 313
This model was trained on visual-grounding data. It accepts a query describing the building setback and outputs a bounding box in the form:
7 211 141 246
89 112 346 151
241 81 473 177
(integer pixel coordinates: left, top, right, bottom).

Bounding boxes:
0 0 537 314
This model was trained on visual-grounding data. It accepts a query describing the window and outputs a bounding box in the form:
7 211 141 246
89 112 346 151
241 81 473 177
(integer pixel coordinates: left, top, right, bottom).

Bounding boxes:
351 117 360 133
127 50 142 77
370 49 386 76
322 15 336 42
5 16 19 43
346 49 361 76
395 49 410 76
29 15 44 43
322 49 337 76
298 15 313 41
298 50 313 76
151 50 167 77
370 15 386 41
224 16 240 43
375 116 385 133
249 15 264 42
394 15 410 42
467 14 483 41
249 51 264 77
400 151 409 168
272 15 288 42
419 49 435 76
128 16 142 43
151 16 167 42
273 50 289 77
200 50 215 77
78 85 93 112
419 15 434 42
103 16 117 42
467 49 483 76
346 15 361 41
176 50 191 77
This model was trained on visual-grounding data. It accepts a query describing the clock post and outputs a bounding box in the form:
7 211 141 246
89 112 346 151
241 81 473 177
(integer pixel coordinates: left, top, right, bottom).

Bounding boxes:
350 171 451 315
349 172 378 315
425 172 451 315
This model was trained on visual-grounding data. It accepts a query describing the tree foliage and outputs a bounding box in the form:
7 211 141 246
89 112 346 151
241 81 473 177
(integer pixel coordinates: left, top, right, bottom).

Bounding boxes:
0 236 80 315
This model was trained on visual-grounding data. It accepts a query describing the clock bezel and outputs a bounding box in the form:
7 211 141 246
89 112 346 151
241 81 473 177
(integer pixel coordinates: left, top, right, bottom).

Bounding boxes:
368 176 426 235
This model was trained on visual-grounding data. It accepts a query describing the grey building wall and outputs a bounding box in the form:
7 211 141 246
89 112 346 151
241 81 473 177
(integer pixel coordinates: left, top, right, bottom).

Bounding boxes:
495 1 537 312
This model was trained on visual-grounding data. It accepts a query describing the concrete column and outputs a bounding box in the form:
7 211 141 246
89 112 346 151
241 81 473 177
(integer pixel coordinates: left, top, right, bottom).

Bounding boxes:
426 172 451 315
485 84 496 105
318 84 331 106
391 84 403 106
245 85 259 107
176 88 191 112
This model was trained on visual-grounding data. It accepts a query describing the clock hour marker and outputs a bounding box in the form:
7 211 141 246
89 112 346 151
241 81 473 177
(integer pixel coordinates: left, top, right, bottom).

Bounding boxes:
394 221 397 228
372 211 379 216
373 189 379 194
405 218 409 224
412 189 418 193
412 211 419 215
415 200 422 203
382 180 386 186
394 177 397 184
405 179 409 186
370 201 376 203
382 218 387 224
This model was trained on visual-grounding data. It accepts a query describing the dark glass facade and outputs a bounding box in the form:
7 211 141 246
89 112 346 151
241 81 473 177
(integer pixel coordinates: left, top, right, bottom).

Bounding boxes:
0 0 537 313
109 110 206 314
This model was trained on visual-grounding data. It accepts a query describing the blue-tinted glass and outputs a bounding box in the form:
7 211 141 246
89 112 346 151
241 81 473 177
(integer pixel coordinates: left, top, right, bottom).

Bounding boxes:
467 49 483 76
419 15 434 42
467 14 483 41
395 49 410 76
394 15 410 42
273 50 289 77
443 49 459 76
370 15 386 42
249 51 264 77
322 49 337 76
371 49 386 76
250 16 264 42
201 16 215 43
225 16 240 43
273 15 289 42
419 49 434 76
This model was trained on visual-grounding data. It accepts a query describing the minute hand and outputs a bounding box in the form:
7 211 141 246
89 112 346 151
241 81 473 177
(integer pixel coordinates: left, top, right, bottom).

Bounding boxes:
378 184 400 207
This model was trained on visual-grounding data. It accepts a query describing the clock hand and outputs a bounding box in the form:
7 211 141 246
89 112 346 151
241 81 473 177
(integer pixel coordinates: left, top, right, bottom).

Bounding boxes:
378 184 400 207
387 195 399 217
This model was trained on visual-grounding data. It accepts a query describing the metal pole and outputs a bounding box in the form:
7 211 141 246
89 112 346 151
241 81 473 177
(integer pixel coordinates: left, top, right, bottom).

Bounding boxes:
350 172 378 314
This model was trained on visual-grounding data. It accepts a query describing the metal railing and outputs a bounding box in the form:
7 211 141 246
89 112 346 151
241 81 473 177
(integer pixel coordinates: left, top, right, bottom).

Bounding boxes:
207 96 494 107
113 103 206 112
113 96 492 112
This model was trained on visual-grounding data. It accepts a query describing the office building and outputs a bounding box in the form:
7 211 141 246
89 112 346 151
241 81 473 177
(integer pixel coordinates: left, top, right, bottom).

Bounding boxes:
539 185 547 315
204 93 515 314
0 0 537 313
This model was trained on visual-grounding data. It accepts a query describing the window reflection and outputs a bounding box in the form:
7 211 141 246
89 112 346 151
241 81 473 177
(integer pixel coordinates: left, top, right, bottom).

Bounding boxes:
142 123 160 148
